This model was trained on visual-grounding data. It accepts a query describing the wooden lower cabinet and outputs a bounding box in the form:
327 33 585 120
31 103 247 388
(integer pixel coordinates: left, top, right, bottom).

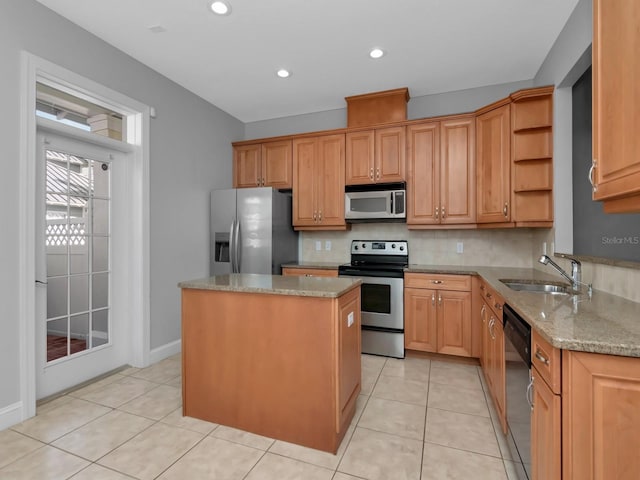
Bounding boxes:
562 351 640 480
281 267 338 277
487 310 506 433
531 365 561 480
404 274 471 357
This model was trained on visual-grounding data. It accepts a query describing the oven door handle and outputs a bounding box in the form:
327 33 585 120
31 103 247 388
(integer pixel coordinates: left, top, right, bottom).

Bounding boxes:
339 267 404 278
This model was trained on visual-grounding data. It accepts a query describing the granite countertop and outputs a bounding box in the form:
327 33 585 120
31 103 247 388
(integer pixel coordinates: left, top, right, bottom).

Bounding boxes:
178 273 361 298
407 264 640 358
281 262 343 270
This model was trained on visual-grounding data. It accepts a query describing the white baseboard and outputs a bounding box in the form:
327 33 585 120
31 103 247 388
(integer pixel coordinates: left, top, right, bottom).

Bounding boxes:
148 339 181 365
0 401 24 430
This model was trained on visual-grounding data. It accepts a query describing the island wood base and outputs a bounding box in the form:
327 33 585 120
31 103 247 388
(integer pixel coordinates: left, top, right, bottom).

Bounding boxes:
181 286 361 453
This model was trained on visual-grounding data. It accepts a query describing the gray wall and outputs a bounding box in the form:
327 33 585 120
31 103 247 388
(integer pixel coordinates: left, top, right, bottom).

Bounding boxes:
244 80 534 139
533 0 592 254
0 1 243 410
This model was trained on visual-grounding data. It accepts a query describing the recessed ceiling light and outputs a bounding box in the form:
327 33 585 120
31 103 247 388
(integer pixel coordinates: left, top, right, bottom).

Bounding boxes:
210 1 231 15
369 48 385 59
276 69 291 78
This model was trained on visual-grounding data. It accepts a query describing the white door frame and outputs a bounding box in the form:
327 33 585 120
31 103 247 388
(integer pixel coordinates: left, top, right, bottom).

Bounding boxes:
19 52 151 419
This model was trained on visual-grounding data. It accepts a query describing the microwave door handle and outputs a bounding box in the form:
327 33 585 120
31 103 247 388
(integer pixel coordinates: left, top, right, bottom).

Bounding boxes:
390 193 394 214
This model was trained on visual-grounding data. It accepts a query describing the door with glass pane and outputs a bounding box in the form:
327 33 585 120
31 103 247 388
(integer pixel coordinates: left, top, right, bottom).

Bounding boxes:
36 133 124 398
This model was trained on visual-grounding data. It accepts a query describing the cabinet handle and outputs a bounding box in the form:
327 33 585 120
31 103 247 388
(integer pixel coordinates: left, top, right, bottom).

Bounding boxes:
480 304 486 323
527 375 534 411
438 295 442 306
480 284 485 291
534 349 550 366
441 206 446 218
370 167 374 180
489 317 496 340
431 280 443 284
589 160 597 193
376 167 380 180
486 292 492 299
503 202 509 218
431 293 435 306
318 211 322 222
262 177 265 186
435 207 439 219
313 212 317 222
494 303 502 311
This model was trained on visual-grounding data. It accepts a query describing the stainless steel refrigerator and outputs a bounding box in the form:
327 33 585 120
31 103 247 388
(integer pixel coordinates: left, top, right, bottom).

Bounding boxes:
210 187 298 275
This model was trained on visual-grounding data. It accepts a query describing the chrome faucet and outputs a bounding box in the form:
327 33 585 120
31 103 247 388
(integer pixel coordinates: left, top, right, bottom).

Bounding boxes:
538 255 581 292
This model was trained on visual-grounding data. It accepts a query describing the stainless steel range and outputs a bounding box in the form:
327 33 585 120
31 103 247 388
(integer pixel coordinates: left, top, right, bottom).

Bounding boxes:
338 240 408 358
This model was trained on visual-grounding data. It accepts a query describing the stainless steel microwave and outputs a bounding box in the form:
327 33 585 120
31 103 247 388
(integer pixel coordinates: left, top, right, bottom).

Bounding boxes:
345 184 406 222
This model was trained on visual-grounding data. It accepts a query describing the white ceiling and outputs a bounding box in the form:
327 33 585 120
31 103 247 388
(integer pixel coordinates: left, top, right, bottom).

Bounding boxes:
37 0 580 123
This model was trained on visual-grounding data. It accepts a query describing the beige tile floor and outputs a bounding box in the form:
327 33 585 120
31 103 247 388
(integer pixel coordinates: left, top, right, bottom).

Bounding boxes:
0 353 525 480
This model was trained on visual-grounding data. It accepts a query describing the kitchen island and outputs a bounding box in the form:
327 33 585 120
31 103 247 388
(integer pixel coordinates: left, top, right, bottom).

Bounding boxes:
178 273 362 453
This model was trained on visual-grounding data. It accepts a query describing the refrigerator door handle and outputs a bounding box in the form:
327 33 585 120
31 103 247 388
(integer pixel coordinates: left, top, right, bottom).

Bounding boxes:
235 220 242 272
229 220 236 273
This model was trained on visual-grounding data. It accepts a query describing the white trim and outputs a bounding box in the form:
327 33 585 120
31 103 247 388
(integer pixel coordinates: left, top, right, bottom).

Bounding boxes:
149 340 182 364
18 51 151 423
0 402 24 431
36 117 133 153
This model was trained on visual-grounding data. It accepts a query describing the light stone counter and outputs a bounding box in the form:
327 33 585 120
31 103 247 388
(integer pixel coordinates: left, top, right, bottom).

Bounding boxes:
178 273 361 298
281 262 342 271
406 265 640 358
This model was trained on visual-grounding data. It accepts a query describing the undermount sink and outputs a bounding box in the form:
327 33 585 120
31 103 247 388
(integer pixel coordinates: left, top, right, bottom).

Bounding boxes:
499 279 572 295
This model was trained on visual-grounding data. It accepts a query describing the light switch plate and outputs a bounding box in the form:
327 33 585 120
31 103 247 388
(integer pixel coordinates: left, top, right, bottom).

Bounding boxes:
456 242 464 254
315 241 321 251
347 312 354 327
325 240 331 251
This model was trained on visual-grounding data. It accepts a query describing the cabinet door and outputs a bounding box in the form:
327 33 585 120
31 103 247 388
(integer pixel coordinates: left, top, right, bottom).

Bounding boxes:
490 314 507 433
345 130 374 185
292 137 318 226
316 134 346 227
476 105 511 223
404 288 437 352
407 122 440 225
593 0 640 207
375 126 406 183
233 144 261 188
531 367 561 480
563 351 640 480
440 117 476 224
481 305 492 388
436 290 471 357
262 140 292 188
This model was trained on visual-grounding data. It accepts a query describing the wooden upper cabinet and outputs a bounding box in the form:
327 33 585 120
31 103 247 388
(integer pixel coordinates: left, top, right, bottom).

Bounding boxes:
262 140 292 188
233 140 292 188
233 144 261 188
476 103 511 223
562 351 640 480
345 130 375 185
407 122 440 225
407 116 475 227
292 134 346 230
375 126 406 183
439 117 476 225
592 0 640 212
345 126 405 185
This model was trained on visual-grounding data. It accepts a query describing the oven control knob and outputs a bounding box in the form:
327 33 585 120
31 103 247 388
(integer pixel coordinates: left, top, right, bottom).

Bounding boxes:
361 243 366 249
391 243 396 249
399 245 405 251
354 245 358 251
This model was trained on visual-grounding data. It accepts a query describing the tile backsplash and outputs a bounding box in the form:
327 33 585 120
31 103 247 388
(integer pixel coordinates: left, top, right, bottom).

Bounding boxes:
531 229 640 303
301 224 536 267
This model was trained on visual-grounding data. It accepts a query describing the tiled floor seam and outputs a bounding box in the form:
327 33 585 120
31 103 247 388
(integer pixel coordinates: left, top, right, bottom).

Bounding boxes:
149 431 212 480
422 439 504 460
420 363 432 480
238 450 272 480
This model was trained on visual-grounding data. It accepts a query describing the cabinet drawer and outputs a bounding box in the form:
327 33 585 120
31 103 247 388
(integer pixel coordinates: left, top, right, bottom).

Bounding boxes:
405 273 471 291
282 267 338 277
532 330 561 394
478 281 505 319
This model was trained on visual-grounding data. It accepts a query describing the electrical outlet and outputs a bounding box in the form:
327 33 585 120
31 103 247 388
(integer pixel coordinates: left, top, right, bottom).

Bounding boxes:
347 312 354 327
456 242 464 254
315 241 321 251
325 240 332 251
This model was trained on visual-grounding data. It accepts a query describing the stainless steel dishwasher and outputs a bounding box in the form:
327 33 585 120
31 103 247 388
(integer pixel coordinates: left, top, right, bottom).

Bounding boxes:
503 304 532 479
